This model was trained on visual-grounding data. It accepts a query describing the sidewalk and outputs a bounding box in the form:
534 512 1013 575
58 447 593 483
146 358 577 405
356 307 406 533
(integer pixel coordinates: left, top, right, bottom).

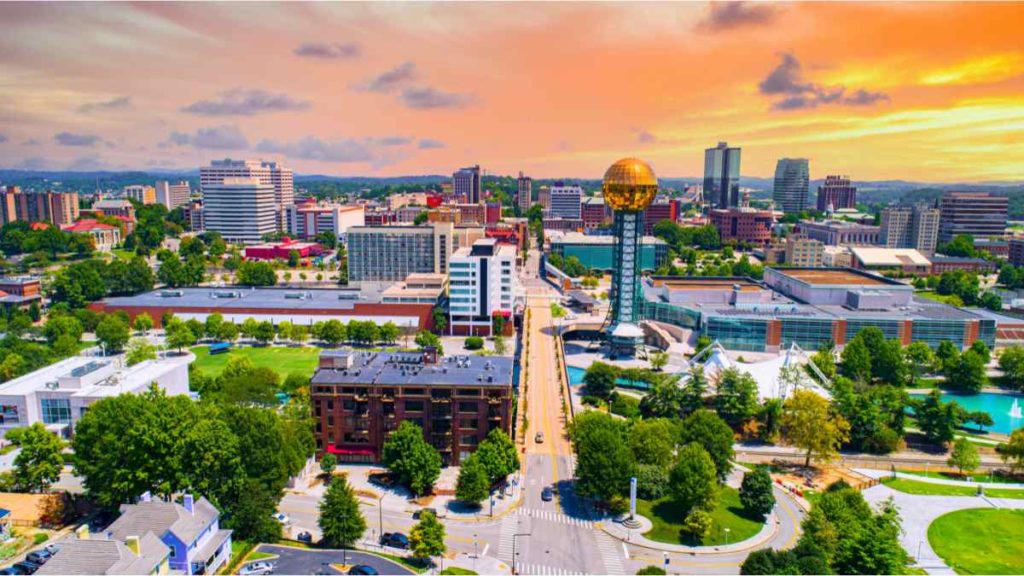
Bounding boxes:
856 468 1024 489
600 511 778 555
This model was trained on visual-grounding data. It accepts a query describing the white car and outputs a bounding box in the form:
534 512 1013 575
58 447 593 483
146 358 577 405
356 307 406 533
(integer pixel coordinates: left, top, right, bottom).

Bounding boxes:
271 512 290 524
239 561 275 575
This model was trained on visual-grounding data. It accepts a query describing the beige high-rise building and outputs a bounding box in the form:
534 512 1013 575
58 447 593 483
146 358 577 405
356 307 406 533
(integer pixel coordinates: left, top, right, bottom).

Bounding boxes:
517 172 532 211
123 185 157 205
784 234 824 267
155 181 192 210
200 159 294 231
880 203 940 255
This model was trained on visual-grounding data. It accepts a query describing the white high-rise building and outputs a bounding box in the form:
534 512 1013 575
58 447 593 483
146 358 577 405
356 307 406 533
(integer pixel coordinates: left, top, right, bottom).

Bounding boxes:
155 181 192 210
448 238 517 336
200 159 294 231
548 185 583 219
201 177 276 244
123 185 156 204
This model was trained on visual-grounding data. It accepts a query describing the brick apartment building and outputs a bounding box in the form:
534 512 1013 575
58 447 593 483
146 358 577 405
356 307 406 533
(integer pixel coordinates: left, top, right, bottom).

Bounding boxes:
310 349 514 466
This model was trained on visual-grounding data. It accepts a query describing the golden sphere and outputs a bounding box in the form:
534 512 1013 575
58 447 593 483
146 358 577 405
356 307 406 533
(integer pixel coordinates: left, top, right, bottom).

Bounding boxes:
602 157 658 212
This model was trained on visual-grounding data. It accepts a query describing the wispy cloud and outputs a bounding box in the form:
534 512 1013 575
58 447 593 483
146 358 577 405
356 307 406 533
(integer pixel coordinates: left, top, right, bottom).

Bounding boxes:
54 132 101 146
181 89 310 116
637 130 657 144
67 155 109 171
759 53 889 111
356 61 417 93
0 134 7 144
418 138 446 149
78 95 132 113
697 1 780 33
401 86 471 110
294 42 361 59
255 134 415 167
163 125 249 150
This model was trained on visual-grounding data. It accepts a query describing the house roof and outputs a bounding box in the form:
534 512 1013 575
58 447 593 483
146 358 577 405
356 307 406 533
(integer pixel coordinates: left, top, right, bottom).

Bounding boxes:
35 533 168 575
61 219 117 233
108 497 219 546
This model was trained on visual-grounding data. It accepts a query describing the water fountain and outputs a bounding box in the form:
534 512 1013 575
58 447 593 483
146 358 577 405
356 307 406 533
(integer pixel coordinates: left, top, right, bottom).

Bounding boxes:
1010 398 1022 420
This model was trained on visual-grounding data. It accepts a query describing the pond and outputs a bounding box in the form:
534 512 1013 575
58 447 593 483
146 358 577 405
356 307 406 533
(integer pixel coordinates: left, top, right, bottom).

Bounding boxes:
941 391 1024 435
566 366 652 391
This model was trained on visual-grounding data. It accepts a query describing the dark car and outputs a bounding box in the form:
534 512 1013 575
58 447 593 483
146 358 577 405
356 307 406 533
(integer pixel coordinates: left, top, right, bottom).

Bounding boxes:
379 532 410 549
0 568 21 575
541 486 554 502
25 550 52 565
11 562 40 575
296 531 313 544
347 566 380 576
412 507 438 520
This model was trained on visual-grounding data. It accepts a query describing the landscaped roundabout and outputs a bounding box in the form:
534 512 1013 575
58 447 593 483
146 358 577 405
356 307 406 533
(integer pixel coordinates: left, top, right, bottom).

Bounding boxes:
928 508 1024 574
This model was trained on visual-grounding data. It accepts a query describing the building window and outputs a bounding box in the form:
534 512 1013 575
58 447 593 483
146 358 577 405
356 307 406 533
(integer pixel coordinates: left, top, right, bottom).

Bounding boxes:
405 400 424 412
40 398 72 425
458 401 478 414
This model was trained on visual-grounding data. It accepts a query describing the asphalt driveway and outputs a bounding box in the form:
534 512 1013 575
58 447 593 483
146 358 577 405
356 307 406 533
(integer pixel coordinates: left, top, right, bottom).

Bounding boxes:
246 544 415 575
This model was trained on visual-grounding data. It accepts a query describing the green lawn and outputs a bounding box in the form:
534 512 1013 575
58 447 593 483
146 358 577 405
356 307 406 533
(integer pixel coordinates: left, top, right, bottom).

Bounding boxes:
191 345 321 379
439 568 478 575
899 469 1024 485
929 509 1024 574
916 291 964 307
883 477 1024 499
111 248 136 261
636 487 764 546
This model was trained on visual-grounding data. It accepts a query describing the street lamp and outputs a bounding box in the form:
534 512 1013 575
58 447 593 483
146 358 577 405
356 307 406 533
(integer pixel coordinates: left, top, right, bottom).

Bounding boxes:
724 527 731 546
378 493 384 545
511 532 531 575
473 534 478 573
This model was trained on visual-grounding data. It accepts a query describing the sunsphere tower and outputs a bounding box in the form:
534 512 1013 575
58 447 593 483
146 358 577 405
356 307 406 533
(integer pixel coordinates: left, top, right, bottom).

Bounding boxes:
602 158 659 356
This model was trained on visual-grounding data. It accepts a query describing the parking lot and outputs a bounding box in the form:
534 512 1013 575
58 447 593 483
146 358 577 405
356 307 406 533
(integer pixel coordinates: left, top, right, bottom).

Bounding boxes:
246 544 415 575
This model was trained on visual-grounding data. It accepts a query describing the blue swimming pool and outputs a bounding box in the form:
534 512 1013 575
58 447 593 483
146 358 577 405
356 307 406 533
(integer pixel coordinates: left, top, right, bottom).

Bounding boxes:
939 391 1024 435
566 366 652 390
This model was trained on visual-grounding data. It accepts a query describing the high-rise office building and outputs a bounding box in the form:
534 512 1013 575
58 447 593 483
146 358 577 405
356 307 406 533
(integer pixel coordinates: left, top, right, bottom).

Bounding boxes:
703 142 741 209
123 185 157 205
709 208 774 245
784 234 824 267
200 159 294 231
938 191 1008 242
448 238 518 336
517 172 532 211
772 158 810 213
816 175 857 212
880 204 941 255
201 177 277 244
346 223 454 283
0 188 79 226
548 185 583 219
453 165 481 204
155 181 192 210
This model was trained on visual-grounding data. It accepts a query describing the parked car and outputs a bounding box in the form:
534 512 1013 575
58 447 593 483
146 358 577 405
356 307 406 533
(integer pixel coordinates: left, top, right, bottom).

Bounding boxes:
0 568 21 575
25 550 52 565
296 531 313 543
347 566 380 575
271 512 289 524
10 562 40 575
412 507 438 520
238 561 275 575
379 532 410 549
541 486 554 502
43 545 59 556
535 432 544 443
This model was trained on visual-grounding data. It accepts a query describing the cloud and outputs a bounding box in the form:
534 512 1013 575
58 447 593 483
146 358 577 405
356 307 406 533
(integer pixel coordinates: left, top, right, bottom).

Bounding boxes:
0 134 6 144
356 62 417 93
759 53 890 110
54 132 101 146
637 130 657 144
17 157 48 170
418 138 446 149
21 139 40 146
78 96 132 113
66 156 109 171
255 136 374 163
401 86 471 110
697 2 780 32
181 89 310 116
294 42 361 59
164 125 249 150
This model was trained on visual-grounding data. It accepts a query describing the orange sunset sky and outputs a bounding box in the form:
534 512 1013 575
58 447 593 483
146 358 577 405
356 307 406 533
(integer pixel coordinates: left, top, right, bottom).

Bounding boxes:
1 1 1022 181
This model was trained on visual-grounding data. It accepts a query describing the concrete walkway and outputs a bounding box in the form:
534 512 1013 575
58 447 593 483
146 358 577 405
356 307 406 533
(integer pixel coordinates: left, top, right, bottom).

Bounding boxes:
857 468 1024 489
862 483 1024 575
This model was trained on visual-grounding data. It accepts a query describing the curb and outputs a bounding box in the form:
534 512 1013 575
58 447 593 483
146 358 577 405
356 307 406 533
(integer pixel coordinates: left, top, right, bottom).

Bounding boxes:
598 511 779 556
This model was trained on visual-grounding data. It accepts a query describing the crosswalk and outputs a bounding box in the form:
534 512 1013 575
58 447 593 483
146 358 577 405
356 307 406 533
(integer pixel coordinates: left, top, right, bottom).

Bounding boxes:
595 531 626 575
514 564 586 575
518 507 593 528
496 514 518 564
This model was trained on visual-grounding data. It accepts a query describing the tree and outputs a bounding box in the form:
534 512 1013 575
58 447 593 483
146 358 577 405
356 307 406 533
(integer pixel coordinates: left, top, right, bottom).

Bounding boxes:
380 321 400 345
636 567 667 575
680 366 708 415
998 429 1024 473
223 478 282 543
464 336 484 350
125 337 158 366
740 467 776 519
570 411 634 501
583 362 619 400
217 322 239 343
839 338 872 382
44 315 84 350
810 347 836 381
165 319 197 352
640 374 683 418
650 351 669 372
8 423 63 492
254 321 275 345
318 476 367 548
204 313 224 340
678 409 734 482
287 249 300 268
969 339 991 365
291 324 308 345
781 390 850 468
241 317 260 340
95 314 130 353
947 437 980 477
904 341 935 387
415 330 442 355
236 261 277 286
381 422 442 495
681 508 713 542
629 419 677 466
873 340 908 386
472 429 519 483
409 510 446 562
320 319 347 346
432 307 448 334
915 390 965 446
669 443 718 513
758 398 783 443
714 367 759 427
936 340 960 374
320 453 337 477
999 346 1024 390
455 455 490 504
946 349 988 392
133 313 154 335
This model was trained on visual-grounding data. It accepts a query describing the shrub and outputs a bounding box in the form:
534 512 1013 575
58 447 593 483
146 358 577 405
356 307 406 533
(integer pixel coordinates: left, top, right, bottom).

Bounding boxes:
609 394 641 419
464 336 484 350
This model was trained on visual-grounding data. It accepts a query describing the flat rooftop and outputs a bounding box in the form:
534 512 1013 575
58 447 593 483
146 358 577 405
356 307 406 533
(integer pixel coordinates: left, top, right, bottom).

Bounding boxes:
776 268 892 286
0 354 188 397
312 351 513 387
649 276 764 292
100 287 411 311
549 231 665 245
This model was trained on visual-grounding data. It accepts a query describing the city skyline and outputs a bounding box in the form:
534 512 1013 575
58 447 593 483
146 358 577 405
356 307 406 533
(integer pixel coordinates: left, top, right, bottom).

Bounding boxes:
1 2 1023 181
